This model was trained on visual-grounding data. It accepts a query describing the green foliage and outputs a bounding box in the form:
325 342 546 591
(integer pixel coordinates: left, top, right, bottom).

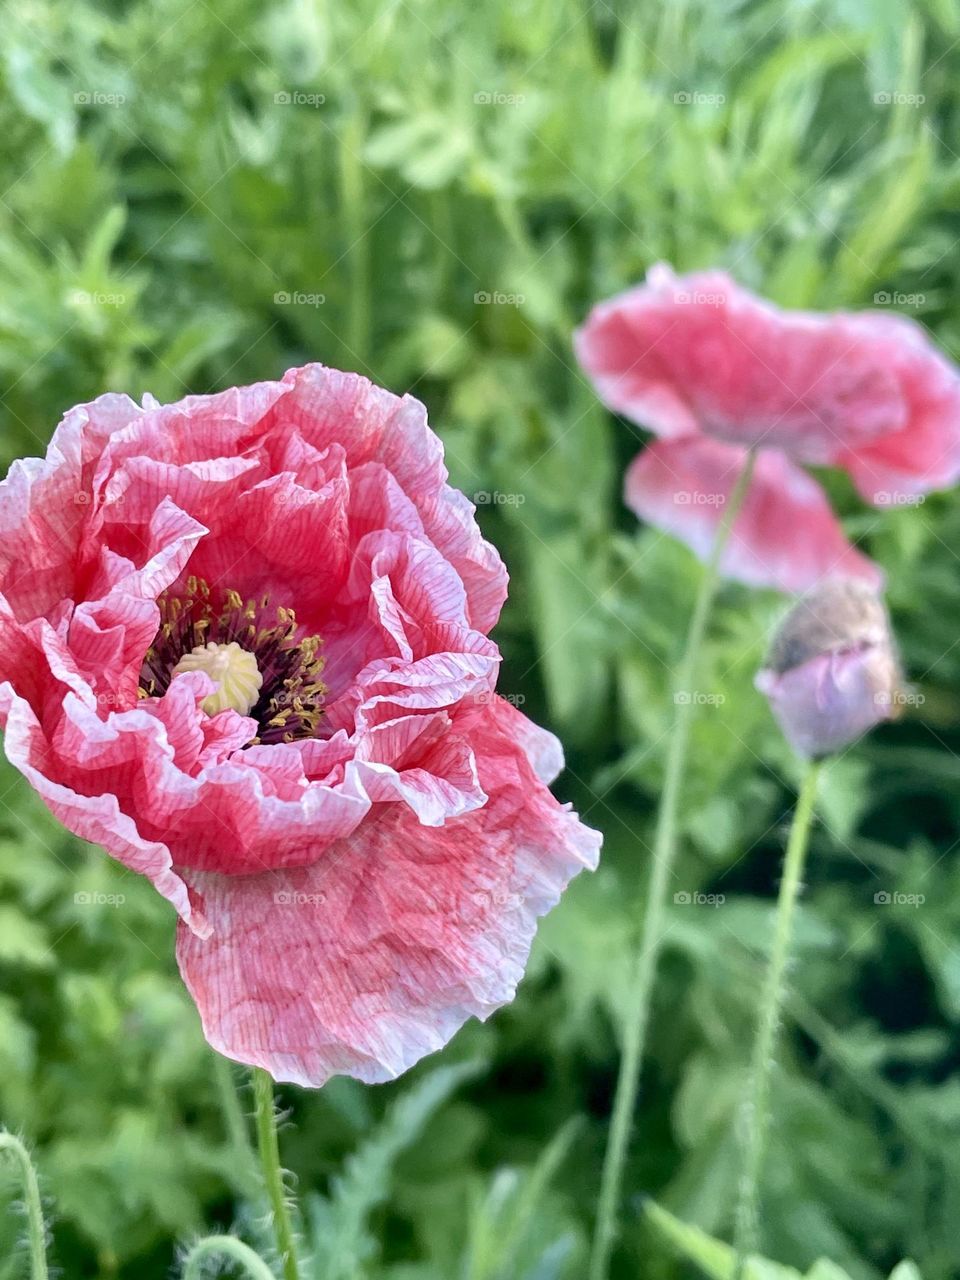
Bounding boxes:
643 1200 922 1280
1 0 960 1278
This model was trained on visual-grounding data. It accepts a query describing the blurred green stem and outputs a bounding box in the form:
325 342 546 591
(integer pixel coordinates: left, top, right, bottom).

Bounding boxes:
0 1132 48 1280
214 1054 260 1198
252 1068 300 1280
732 758 822 1280
340 108 370 368
182 1235 276 1280
590 448 758 1280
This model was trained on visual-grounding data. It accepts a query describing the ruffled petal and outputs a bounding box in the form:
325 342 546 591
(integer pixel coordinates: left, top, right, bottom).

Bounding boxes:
175 698 600 1086
624 437 883 594
0 681 208 935
575 264 960 479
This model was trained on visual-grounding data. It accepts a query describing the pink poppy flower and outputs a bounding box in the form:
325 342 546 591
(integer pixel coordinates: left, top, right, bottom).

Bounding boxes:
575 264 960 591
0 364 600 1087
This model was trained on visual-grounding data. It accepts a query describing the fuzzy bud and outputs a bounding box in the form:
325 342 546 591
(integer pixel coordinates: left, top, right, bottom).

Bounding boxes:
755 579 902 758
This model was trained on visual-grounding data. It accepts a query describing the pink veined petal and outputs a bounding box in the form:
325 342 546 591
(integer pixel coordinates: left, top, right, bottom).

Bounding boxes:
0 681 208 935
830 312 960 501
175 698 600 1087
575 263 960 476
624 436 884 594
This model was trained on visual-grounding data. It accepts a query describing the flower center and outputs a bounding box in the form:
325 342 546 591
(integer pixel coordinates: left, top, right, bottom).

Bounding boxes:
139 577 327 744
172 641 263 716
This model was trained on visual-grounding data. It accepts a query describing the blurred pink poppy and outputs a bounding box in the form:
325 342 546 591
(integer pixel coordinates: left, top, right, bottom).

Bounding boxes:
0 364 600 1087
575 264 960 591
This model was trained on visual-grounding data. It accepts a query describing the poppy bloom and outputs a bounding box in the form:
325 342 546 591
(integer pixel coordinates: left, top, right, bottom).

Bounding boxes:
756 579 902 758
0 364 600 1087
575 264 960 591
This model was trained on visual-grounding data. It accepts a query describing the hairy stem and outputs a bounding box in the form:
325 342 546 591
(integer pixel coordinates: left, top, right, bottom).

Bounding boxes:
732 758 822 1279
590 448 758 1280
0 1132 48 1280
251 1068 301 1280
182 1235 276 1280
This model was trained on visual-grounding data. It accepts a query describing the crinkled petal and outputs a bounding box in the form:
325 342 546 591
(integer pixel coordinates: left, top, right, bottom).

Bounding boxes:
624 437 883 593
175 698 600 1086
575 263 960 480
0 682 208 935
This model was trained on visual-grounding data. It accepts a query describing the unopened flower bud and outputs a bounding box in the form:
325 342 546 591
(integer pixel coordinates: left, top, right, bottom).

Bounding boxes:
755 579 902 758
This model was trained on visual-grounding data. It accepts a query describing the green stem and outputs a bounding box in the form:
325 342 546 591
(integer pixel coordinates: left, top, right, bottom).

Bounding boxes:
0 1132 48 1280
252 1068 301 1280
731 759 822 1280
339 108 370 368
182 1235 276 1280
214 1054 260 1199
590 448 758 1280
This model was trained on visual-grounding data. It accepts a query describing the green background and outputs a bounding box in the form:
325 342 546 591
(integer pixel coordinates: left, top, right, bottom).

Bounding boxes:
1 0 959 1276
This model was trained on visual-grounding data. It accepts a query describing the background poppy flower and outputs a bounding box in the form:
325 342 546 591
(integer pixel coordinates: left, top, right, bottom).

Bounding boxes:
575 264 960 591
0 364 600 1087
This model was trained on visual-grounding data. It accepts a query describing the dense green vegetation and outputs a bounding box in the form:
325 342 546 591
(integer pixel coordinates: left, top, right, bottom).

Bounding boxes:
2 0 960 1276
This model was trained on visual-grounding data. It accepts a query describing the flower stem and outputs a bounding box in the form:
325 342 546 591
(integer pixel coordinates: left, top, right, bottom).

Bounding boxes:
182 1235 276 1280
251 1068 300 1280
0 1132 48 1280
590 448 758 1280
732 758 822 1280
